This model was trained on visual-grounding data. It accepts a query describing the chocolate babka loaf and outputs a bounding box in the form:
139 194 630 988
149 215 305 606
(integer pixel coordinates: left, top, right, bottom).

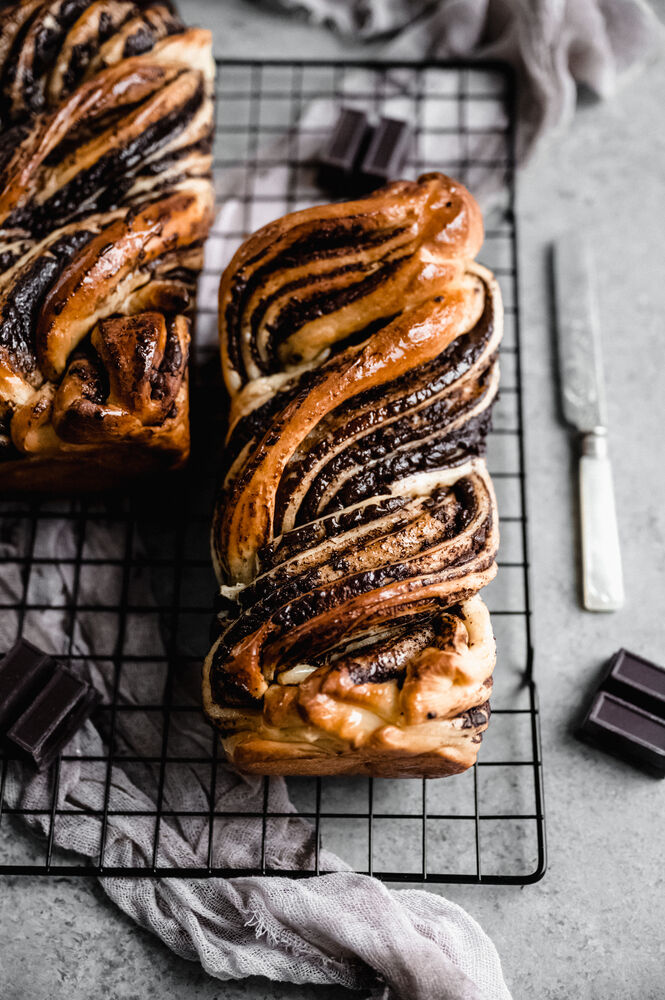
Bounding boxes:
0 1 214 490
204 173 503 777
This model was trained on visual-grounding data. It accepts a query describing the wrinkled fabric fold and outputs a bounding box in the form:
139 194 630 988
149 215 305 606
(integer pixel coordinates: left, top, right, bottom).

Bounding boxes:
269 0 664 161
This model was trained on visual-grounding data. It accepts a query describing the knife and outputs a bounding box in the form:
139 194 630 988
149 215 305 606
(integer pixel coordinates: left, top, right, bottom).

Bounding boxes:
554 233 624 611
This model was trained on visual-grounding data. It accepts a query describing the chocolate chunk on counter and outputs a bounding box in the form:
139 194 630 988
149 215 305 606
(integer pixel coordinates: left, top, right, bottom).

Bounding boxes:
7 666 100 771
603 648 665 719
0 638 54 731
358 117 413 192
317 108 370 194
579 691 665 778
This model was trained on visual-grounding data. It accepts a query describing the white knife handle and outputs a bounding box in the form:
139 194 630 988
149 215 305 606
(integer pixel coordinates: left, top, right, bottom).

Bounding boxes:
579 431 624 611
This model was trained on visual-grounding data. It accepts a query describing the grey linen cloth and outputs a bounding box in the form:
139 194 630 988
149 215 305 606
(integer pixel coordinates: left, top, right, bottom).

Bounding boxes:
266 0 664 161
0 511 511 1000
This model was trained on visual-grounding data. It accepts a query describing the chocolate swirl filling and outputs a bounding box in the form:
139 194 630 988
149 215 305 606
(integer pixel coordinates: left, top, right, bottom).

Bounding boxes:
0 3 214 487
205 174 503 776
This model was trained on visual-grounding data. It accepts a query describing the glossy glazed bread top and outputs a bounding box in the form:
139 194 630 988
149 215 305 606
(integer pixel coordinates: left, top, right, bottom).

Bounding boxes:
0 1 214 490
204 174 504 777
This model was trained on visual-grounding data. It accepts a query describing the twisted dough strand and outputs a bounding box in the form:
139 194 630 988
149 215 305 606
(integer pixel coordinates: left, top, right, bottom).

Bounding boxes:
205 174 504 777
0 2 214 490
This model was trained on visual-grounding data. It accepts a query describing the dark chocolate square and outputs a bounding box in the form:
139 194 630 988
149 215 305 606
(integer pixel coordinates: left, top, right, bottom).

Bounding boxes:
0 638 55 732
7 666 101 770
579 691 665 778
603 648 665 719
358 117 413 191
317 108 370 195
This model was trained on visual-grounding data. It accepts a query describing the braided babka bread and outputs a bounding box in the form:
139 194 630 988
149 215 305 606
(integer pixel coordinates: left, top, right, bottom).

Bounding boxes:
204 173 503 777
0 1 214 490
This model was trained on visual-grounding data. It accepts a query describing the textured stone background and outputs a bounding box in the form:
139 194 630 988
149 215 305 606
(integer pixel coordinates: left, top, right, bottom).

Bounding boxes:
2 2 665 997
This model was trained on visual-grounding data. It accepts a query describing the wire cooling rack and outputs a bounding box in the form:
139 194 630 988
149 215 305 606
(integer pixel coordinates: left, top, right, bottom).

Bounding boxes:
0 59 545 883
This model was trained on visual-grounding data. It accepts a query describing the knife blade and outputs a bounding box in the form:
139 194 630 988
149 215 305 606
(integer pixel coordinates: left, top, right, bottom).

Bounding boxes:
555 234 607 432
554 233 624 612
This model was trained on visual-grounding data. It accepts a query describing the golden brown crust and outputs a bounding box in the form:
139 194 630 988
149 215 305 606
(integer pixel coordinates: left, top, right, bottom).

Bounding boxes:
0 4 214 491
205 175 503 777
0 442 188 493
205 595 495 777
219 172 483 395
7 312 191 486
35 186 212 380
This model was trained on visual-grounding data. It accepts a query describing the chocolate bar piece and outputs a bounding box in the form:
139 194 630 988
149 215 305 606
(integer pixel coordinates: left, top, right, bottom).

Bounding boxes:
0 639 54 731
580 691 665 777
358 117 413 192
317 108 370 194
6 665 100 771
603 648 665 719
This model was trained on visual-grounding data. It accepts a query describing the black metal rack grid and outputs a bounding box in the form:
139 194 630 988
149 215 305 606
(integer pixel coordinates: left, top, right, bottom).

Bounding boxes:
0 59 546 884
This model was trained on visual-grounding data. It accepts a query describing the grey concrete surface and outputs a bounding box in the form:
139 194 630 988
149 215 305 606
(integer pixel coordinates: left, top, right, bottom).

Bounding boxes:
2 2 665 998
